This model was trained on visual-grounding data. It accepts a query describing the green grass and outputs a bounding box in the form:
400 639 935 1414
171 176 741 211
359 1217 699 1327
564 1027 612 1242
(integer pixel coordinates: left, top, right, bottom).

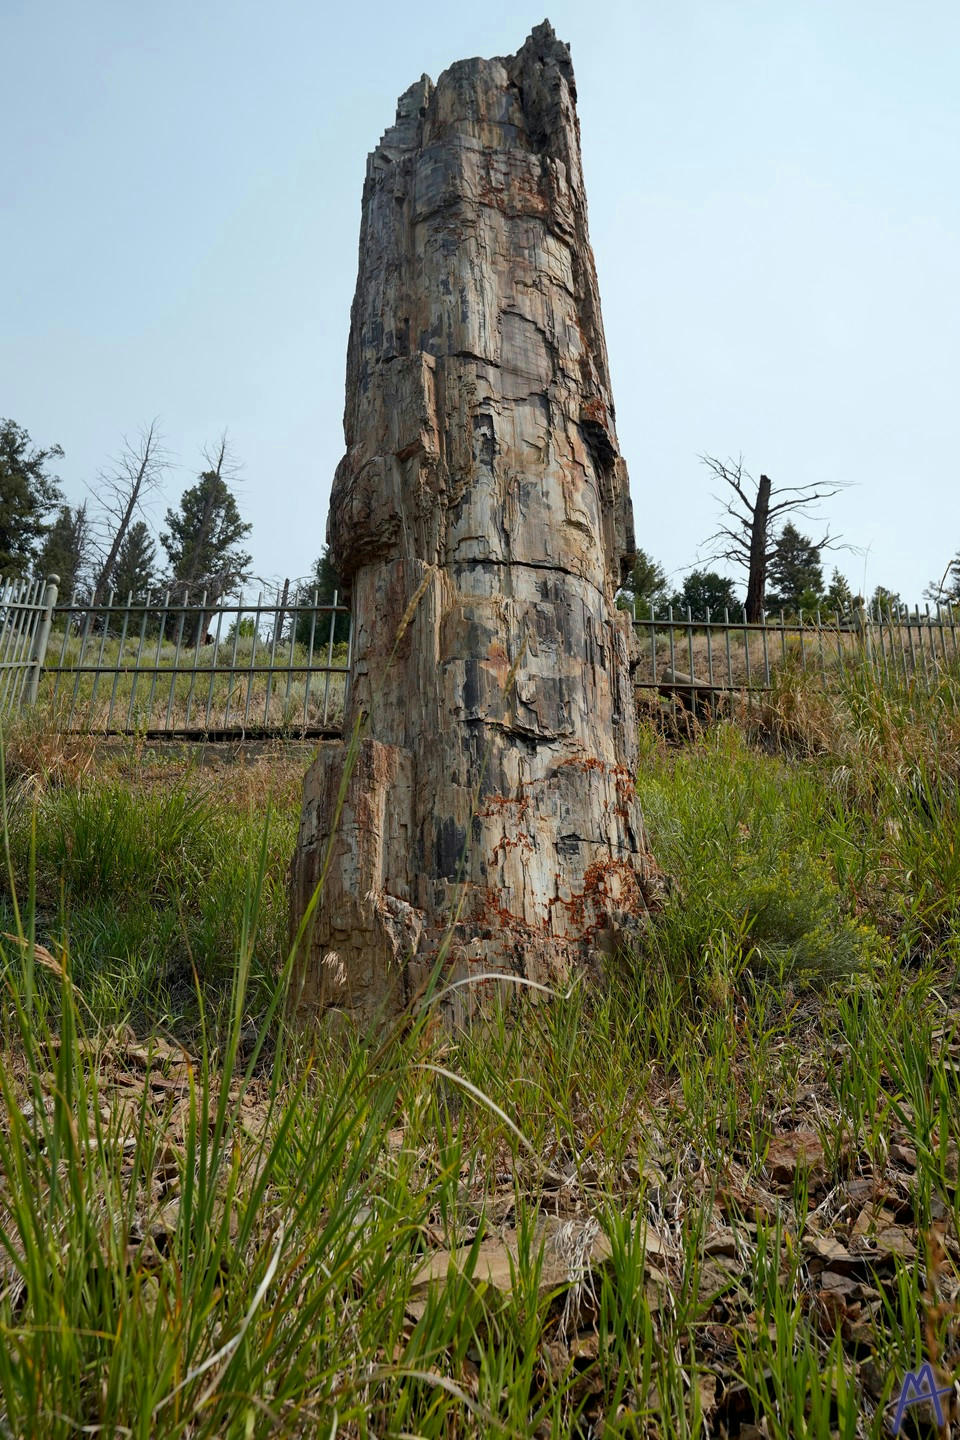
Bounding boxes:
0 658 958 1435
0 741 303 1033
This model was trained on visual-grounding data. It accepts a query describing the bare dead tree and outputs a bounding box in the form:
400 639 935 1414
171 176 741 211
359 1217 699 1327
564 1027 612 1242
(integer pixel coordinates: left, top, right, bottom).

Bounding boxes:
699 454 848 621
90 420 170 605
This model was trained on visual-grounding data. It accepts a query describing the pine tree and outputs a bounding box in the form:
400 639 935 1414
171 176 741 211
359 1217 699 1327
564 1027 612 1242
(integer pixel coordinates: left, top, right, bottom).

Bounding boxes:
294 548 350 646
870 584 902 616
160 440 252 640
36 502 91 598
767 523 824 613
109 520 156 600
0 419 64 579
667 570 739 616
824 568 853 619
619 548 668 619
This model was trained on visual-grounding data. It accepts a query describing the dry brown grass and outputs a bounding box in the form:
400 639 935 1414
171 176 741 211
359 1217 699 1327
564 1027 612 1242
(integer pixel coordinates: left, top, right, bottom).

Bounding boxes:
1 711 314 812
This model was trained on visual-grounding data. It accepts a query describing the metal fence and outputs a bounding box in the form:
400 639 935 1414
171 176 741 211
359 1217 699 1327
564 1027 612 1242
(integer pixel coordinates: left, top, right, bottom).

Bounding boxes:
632 601 960 705
3 575 959 737
0 575 59 717
34 582 352 738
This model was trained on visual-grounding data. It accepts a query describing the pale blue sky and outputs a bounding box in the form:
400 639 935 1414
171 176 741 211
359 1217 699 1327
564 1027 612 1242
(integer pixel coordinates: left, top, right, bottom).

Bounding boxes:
2 0 957 602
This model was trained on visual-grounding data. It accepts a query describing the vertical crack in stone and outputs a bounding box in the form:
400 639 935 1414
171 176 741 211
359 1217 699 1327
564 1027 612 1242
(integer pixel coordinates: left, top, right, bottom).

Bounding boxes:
290 21 661 1025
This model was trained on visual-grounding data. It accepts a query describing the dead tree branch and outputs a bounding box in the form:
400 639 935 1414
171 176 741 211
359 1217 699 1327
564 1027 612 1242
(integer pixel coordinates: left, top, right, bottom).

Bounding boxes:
89 419 170 604
699 454 849 621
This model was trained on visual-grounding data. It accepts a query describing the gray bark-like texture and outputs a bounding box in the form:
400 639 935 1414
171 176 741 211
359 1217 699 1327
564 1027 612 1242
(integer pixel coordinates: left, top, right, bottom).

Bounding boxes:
290 21 662 1024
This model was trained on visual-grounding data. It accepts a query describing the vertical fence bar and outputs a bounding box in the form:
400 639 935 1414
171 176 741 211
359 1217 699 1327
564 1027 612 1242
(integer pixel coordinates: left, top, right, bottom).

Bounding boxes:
867 605 878 681
0 578 10 649
4 576 40 705
223 595 245 732
67 600 95 728
905 605 918 686
342 601 353 717
815 609 827 682
882 608 895 686
163 589 189 732
833 610 843 676
705 608 714 688
888 608 900 683
263 584 282 726
923 604 936 683
0 580 28 711
50 592 76 706
797 610 806 673
913 605 931 693
931 602 947 673
3 580 30 708
204 600 226 731
14 578 42 706
145 592 170 726
667 605 677 720
779 610 787 667
23 576 57 708
6 578 34 707
875 601 892 685
283 592 299 718
895 607 910 685
921 603 934 674
904 604 917 682
932 603 945 670
0 580 11 713
88 589 115 721
106 593 133 730
761 613 771 687
884 607 901 685
885 606 900 684
946 600 958 665
243 592 263 728
723 607 733 690
302 588 319 727
742 607 752 692
321 590 339 727
274 577 289 652
860 602 873 671
124 596 153 729
183 590 207 729
26 577 47 703
0 580 13 712
685 606 696 709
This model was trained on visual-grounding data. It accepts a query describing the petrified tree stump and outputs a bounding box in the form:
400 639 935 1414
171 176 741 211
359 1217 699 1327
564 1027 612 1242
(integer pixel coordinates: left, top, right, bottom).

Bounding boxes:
290 21 660 1023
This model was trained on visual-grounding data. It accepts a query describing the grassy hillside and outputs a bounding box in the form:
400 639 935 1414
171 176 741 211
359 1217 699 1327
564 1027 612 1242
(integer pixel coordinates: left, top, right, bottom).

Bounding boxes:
0 660 957 1436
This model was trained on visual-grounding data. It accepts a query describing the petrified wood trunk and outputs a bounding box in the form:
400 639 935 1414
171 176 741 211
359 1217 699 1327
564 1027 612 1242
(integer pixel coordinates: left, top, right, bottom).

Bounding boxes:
290 21 660 1023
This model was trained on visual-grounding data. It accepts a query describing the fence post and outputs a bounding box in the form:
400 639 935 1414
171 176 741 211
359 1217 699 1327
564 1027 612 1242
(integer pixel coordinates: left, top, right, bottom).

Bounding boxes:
24 574 59 707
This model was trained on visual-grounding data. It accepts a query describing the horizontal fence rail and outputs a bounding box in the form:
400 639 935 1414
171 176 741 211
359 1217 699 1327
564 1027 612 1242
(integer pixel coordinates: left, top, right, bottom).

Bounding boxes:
35 583 352 737
632 601 960 707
